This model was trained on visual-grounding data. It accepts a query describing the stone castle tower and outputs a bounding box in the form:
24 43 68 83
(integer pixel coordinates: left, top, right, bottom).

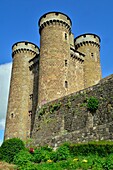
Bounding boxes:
4 12 102 141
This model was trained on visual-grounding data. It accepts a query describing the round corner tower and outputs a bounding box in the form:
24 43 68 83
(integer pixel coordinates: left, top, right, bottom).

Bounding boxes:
74 33 102 88
38 12 72 106
4 41 39 141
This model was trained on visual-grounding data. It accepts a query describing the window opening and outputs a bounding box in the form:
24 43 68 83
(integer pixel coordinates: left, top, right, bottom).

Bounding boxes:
29 110 32 116
65 33 67 40
11 113 14 118
91 53 94 57
65 60 67 66
65 81 68 88
30 94 33 100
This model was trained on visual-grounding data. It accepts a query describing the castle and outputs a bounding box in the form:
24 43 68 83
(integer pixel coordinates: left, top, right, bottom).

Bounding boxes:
4 12 102 142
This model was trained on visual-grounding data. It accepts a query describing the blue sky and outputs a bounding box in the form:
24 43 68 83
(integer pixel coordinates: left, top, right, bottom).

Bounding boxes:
0 0 113 145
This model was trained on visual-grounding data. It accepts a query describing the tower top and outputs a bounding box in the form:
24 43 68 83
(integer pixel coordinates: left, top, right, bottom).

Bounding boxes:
38 11 72 27
74 33 100 50
74 33 101 43
12 41 39 57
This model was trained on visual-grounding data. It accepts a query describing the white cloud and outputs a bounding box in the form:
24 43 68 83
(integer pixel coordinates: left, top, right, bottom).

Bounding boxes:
0 63 12 130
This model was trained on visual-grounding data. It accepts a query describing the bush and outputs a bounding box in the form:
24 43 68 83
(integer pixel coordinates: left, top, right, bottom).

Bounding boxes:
33 144 71 163
87 96 99 112
18 162 38 170
0 138 25 163
51 144 70 162
33 146 52 163
13 150 34 166
69 141 113 156
103 154 113 170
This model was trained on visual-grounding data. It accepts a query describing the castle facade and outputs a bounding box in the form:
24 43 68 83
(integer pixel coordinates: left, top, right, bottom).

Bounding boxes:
4 12 102 141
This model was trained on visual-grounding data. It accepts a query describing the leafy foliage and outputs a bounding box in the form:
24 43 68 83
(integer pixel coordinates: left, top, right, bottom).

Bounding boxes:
103 154 113 170
87 96 99 112
69 140 113 156
49 102 62 113
51 144 70 162
2 140 113 169
38 105 47 116
13 150 34 166
17 162 38 170
0 138 25 163
15 154 113 170
33 145 52 163
38 102 61 117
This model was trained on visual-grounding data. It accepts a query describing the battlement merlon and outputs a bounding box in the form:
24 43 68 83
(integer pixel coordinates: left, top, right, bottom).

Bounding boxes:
12 41 39 57
74 33 101 49
38 12 72 34
70 47 85 61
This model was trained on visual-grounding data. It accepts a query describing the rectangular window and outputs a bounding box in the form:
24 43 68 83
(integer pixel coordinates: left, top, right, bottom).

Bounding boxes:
65 81 68 88
30 94 33 100
11 113 14 118
65 33 67 40
65 60 67 66
91 53 94 57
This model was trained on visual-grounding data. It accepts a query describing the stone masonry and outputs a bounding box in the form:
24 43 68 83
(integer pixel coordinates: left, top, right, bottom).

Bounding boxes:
32 74 113 147
4 12 102 142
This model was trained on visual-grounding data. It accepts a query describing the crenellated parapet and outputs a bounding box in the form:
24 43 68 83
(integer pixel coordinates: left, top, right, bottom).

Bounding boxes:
38 12 72 34
12 41 39 57
74 33 100 50
70 47 85 62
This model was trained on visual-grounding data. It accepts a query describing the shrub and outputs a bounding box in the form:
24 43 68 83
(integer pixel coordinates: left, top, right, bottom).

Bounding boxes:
33 146 52 163
49 102 61 113
18 162 38 170
103 154 113 170
69 141 113 156
38 105 47 116
87 96 99 112
51 144 70 162
13 150 34 166
0 138 25 163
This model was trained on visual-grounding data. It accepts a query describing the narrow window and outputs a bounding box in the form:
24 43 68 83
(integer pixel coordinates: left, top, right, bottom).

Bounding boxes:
65 60 67 66
29 110 32 116
65 81 68 88
30 94 33 100
91 53 94 58
11 113 14 118
65 33 67 40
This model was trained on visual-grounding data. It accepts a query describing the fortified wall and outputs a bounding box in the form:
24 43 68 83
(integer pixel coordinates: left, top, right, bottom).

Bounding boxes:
32 74 113 147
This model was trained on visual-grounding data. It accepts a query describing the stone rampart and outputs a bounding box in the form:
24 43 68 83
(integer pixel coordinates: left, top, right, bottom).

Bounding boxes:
32 74 113 147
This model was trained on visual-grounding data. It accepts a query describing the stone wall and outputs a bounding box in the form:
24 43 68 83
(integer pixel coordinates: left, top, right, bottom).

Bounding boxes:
32 74 113 147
